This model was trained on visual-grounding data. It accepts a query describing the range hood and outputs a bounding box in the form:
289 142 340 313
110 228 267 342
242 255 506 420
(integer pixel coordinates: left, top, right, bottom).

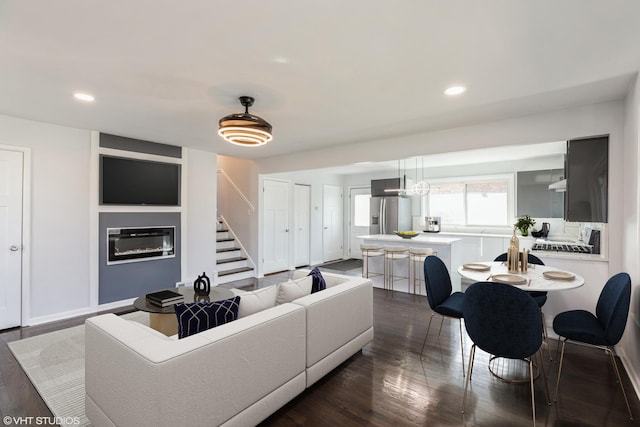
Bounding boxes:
548 179 566 192
371 177 405 197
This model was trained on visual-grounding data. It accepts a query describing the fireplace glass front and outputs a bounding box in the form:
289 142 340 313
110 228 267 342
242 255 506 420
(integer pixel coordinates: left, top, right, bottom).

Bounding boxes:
107 226 175 265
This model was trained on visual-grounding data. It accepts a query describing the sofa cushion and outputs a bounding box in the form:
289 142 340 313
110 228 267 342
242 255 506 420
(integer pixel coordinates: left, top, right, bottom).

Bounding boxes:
174 296 241 339
276 276 313 304
308 267 327 293
236 285 279 318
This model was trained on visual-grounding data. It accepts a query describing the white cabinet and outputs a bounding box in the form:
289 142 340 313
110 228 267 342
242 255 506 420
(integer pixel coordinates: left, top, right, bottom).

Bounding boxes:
460 236 481 264
438 234 510 263
479 236 509 261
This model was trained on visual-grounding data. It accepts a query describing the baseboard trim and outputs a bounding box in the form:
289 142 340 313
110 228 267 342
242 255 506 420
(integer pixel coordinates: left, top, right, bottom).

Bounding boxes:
25 298 136 326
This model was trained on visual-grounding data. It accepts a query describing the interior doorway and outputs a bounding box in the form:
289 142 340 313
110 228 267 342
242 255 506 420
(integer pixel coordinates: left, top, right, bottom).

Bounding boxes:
0 149 23 329
293 184 310 267
322 184 343 262
263 179 290 274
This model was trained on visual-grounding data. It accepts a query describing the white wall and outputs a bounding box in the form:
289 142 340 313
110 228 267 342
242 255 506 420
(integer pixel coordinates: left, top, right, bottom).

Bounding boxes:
0 114 92 321
0 114 220 325
257 102 623 175
185 148 217 282
621 74 640 396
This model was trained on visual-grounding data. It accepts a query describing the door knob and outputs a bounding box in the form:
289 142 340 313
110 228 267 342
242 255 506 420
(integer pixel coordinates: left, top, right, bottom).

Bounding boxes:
9 245 19 251
324 227 328 229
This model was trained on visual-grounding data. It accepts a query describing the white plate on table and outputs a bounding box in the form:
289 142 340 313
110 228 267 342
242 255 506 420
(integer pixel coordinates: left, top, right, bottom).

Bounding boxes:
491 274 528 285
463 263 490 272
543 271 575 280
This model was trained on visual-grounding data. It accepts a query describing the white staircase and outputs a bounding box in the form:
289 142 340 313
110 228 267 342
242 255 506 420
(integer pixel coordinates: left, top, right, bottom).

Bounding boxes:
216 219 255 285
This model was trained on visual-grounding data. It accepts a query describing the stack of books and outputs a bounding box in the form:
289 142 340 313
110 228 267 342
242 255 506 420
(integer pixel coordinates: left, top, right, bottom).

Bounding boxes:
145 290 184 307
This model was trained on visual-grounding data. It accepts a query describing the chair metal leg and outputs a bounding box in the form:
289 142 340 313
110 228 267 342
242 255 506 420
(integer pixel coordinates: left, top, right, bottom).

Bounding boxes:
458 318 466 377
383 255 388 293
537 349 551 405
529 358 536 427
462 344 476 413
420 313 436 355
555 339 633 420
606 347 634 420
437 316 445 338
554 339 566 402
540 310 553 362
362 253 366 278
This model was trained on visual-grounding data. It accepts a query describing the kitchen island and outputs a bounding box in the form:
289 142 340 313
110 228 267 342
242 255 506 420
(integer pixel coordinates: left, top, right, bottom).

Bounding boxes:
358 234 463 292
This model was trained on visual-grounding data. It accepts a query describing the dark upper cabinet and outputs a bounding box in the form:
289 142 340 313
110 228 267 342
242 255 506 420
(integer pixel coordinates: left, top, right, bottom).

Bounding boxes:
565 136 608 223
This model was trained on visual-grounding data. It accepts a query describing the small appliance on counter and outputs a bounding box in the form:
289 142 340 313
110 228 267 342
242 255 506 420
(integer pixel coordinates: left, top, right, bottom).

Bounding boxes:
424 216 441 233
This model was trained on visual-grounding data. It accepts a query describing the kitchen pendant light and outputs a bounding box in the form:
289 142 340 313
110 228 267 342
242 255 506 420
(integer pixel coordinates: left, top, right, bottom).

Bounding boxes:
383 158 430 195
218 96 272 146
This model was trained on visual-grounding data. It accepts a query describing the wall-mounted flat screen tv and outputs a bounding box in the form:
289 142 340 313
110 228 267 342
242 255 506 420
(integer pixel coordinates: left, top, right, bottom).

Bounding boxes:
100 155 181 206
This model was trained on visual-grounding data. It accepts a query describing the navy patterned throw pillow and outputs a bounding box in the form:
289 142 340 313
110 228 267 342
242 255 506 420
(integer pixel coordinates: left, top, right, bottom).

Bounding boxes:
308 267 327 293
174 296 241 339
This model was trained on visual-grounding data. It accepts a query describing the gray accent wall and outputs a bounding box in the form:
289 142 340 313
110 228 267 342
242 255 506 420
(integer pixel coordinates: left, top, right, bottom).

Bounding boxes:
99 212 181 304
100 133 182 158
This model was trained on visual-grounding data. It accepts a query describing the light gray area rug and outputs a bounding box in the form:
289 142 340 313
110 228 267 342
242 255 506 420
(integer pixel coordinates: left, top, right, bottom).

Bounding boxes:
7 311 149 427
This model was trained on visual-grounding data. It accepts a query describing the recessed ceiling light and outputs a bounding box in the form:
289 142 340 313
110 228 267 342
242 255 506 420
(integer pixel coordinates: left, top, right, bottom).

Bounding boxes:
444 86 466 96
272 56 290 64
73 92 95 102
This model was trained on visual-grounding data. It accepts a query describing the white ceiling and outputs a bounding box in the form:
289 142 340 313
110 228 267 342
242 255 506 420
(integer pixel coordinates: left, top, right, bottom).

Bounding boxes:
0 1 639 161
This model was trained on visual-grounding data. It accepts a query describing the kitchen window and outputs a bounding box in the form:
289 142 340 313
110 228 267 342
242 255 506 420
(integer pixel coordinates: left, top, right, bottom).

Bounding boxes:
423 175 513 227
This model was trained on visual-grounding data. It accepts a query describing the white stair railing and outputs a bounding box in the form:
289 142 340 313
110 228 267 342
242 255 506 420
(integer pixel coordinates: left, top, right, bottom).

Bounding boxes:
216 169 256 273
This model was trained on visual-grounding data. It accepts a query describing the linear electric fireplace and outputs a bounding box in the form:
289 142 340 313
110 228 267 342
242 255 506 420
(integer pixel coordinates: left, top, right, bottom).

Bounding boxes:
107 226 175 265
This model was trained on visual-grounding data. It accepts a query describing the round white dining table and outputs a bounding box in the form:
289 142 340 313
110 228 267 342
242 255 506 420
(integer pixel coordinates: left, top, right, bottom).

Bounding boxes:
457 261 584 383
457 261 584 291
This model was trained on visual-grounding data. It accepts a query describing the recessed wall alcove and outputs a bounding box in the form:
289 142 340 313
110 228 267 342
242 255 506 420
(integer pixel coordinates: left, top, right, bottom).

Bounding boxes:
97 133 183 304
98 212 181 304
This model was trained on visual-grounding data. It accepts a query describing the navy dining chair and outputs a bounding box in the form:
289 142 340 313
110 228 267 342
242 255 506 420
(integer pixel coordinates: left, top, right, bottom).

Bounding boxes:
421 255 465 376
462 281 550 426
553 272 633 420
494 252 551 358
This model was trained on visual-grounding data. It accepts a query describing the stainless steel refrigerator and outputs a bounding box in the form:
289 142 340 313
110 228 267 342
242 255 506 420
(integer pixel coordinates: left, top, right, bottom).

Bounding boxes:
369 196 411 235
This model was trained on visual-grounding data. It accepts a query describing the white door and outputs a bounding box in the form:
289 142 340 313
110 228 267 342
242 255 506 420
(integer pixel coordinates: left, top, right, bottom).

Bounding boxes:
0 150 23 329
263 179 289 274
349 187 371 259
293 184 310 267
322 184 343 262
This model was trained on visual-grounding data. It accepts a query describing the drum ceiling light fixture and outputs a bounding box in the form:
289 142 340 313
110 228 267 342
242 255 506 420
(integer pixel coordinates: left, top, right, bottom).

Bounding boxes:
218 96 272 146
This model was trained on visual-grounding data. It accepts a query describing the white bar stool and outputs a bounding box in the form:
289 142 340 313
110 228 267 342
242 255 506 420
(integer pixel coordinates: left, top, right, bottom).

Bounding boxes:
409 248 435 300
383 246 409 297
360 243 384 280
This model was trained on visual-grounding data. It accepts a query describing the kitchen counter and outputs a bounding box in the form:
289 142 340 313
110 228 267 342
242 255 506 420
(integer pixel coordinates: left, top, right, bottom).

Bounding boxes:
357 234 463 245
424 232 607 262
358 234 463 292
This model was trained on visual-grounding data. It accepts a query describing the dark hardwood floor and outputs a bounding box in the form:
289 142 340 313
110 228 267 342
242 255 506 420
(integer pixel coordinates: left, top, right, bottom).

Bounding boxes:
1 273 639 426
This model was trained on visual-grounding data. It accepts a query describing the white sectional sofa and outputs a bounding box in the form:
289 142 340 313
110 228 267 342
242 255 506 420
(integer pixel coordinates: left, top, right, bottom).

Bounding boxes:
85 270 373 427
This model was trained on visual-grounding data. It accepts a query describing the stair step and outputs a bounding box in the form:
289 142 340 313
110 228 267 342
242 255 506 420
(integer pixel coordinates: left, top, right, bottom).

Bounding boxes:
217 247 241 253
216 237 235 243
217 228 229 233
217 256 247 265
219 266 254 277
